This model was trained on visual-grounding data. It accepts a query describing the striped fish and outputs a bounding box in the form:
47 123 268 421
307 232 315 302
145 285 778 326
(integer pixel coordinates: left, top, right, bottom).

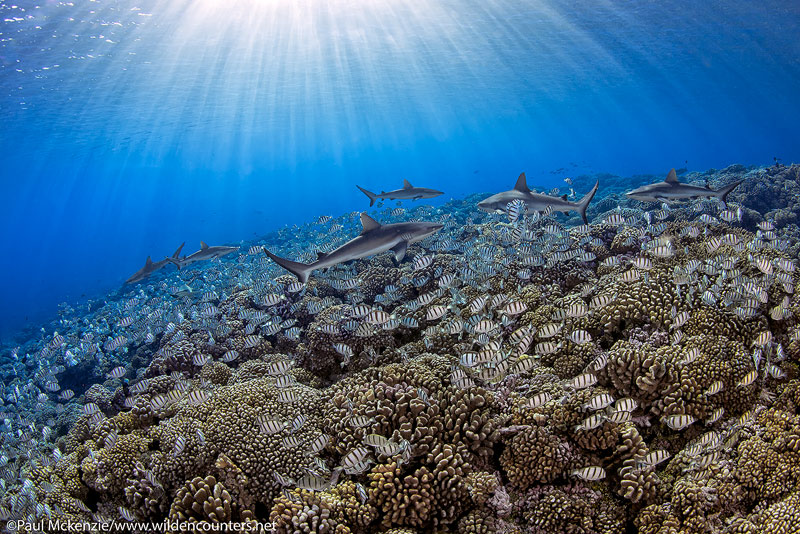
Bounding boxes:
363 434 390 448
535 342 561 355
341 447 371 469
569 330 592 344
584 393 614 411
243 335 261 348
305 434 330 456
276 390 299 403
347 415 375 428
256 415 286 436
275 375 296 388
281 436 302 448
679 347 701 365
524 392 551 409
571 373 597 390
538 323 563 339
172 436 186 456
221 350 239 362
290 415 307 433
187 390 211 405
671 311 690 329
426 305 448 321
501 301 528 316
294 474 330 492
766 363 785 379
192 353 211 366
614 398 638 412
468 295 488 314
576 414 604 431
571 466 606 481
364 310 392 325
566 302 589 318
705 380 724 396
413 255 434 271
506 199 525 223
736 369 757 387
606 410 631 424
511 357 538 375
107 366 126 379
268 360 294 375
663 414 696 430
473 319 498 334
641 450 670 467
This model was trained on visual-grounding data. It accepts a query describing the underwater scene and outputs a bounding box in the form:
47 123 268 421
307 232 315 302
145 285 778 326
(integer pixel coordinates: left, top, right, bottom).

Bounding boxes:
2 0 800 532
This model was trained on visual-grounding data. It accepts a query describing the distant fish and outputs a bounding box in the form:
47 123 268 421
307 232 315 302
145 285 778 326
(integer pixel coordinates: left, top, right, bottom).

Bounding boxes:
356 180 443 207
626 169 742 204
477 173 599 224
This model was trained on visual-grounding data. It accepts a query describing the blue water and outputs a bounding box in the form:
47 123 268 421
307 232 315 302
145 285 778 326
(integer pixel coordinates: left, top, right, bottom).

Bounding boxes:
1 0 799 341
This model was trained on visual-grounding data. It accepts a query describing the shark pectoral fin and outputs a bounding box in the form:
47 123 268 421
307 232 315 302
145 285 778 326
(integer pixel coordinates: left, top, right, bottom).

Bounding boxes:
391 241 408 263
200 241 209 250
665 169 679 183
359 213 381 234
513 173 531 193
402 179 413 189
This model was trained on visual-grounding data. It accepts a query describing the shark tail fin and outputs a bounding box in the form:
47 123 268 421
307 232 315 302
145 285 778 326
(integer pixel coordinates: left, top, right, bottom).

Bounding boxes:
356 185 378 207
576 181 600 224
717 180 742 205
263 248 313 284
166 257 182 270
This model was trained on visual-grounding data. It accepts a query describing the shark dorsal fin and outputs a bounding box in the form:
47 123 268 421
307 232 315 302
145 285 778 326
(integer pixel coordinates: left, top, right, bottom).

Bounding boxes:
360 213 381 234
200 241 209 250
665 169 679 184
561 194 568 200
145 256 153 266
513 173 530 193
172 242 185 259
316 251 329 260
402 179 413 189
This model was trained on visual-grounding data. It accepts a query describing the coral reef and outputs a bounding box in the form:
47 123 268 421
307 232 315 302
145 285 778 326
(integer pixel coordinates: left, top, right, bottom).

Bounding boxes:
3 164 800 533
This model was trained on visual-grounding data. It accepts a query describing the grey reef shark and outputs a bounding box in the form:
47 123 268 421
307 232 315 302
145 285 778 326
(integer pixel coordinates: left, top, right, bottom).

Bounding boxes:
264 213 444 283
167 241 240 270
356 180 444 207
477 173 599 224
626 168 742 204
125 242 185 284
